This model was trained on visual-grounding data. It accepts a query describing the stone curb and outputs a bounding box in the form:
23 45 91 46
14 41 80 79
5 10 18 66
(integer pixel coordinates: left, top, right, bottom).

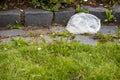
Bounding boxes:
0 10 20 27
0 6 120 27
81 5 120 24
113 5 120 24
81 6 107 22
24 9 53 26
54 8 75 24
0 29 25 37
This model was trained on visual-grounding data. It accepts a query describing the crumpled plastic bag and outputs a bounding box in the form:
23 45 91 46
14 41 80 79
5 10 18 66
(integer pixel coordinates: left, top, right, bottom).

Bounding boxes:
66 13 101 34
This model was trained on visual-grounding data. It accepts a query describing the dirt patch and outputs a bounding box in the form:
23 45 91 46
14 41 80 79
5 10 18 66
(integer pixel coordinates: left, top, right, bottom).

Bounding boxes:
23 26 52 37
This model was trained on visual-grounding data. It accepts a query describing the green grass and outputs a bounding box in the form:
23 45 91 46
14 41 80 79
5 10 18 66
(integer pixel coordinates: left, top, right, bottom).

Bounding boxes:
6 23 24 29
0 38 120 80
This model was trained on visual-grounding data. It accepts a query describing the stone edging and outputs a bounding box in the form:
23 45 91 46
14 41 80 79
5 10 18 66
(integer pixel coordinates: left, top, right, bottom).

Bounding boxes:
0 6 120 27
81 5 120 24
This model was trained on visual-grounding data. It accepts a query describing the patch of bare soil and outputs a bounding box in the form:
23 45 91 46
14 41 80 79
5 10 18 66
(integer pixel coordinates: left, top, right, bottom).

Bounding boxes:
23 26 52 37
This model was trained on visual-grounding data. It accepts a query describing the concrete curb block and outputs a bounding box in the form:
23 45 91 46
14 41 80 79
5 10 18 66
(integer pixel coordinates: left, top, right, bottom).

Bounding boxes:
0 29 25 37
54 7 75 24
0 6 120 27
81 6 107 22
24 9 53 26
81 5 120 24
0 10 20 27
113 5 120 24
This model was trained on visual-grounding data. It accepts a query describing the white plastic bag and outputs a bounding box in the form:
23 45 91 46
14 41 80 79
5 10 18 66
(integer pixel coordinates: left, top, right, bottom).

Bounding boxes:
66 13 101 34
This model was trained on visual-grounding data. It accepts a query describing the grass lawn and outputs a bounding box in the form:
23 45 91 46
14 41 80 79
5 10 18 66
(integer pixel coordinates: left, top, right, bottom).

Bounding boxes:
0 38 120 80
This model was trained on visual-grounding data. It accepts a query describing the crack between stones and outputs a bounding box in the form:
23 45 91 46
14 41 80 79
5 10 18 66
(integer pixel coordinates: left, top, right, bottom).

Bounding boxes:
51 11 55 24
20 9 25 26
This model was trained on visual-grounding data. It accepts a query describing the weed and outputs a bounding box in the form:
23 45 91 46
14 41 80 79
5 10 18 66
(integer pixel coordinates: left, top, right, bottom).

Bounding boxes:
0 3 8 10
75 4 89 13
80 0 88 4
6 21 24 29
104 9 116 23
94 26 120 43
108 0 120 7
32 0 75 11
116 26 120 38
49 30 75 39
11 37 29 47
11 23 24 29
28 32 40 37
93 32 113 43
32 0 88 11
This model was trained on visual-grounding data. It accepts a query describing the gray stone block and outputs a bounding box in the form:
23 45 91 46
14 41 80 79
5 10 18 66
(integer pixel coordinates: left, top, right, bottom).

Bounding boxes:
100 25 117 35
25 9 53 26
54 8 75 24
0 10 20 27
74 35 98 45
0 29 25 37
113 5 120 24
81 6 107 22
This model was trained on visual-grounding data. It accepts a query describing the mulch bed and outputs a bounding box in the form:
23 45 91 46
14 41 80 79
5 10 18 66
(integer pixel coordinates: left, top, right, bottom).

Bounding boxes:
0 0 120 10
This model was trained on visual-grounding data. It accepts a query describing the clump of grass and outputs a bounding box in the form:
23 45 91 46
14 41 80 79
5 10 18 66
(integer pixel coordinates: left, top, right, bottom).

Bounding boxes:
104 9 116 23
49 30 75 39
93 26 120 43
75 4 89 13
11 37 29 47
6 23 24 29
116 27 120 39
93 32 113 43
0 38 120 80
0 3 8 10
